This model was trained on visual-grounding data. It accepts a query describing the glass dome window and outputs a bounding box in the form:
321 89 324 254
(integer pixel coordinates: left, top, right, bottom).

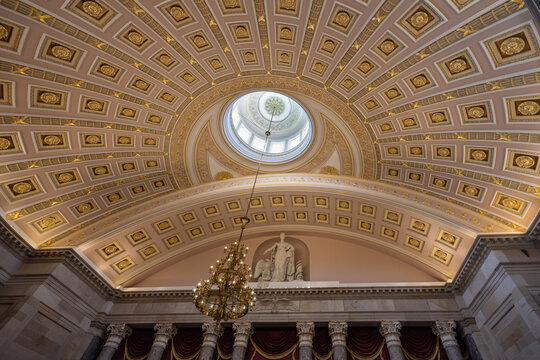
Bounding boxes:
223 91 313 164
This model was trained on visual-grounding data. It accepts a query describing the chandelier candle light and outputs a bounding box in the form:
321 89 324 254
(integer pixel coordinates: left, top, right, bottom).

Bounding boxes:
193 98 281 323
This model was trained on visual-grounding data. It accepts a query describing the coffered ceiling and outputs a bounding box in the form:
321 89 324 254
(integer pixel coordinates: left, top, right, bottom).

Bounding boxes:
0 0 539 287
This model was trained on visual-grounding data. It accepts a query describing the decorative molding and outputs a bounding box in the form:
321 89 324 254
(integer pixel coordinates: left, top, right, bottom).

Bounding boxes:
232 322 253 348
296 321 315 347
328 321 348 347
379 320 402 347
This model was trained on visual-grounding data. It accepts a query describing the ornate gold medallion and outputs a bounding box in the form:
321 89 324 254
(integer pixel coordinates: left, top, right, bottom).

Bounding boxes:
0 137 11 150
123 163 134 170
82 1 104 18
132 231 145 240
108 193 120 201
437 148 450 157
365 100 377 109
40 92 60 104
388 147 398 154
144 138 156 145
467 106 485 118
412 75 427 87
464 185 479 196
410 173 420 180
85 135 100 144
335 11 351 27
410 11 429 30
94 167 107 175
380 40 396 54
471 150 487 161
118 136 130 144
134 79 148 89
411 147 422 155
121 108 135 117
517 101 540 116
431 112 446 122
133 186 144 193
500 37 525 56
386 89 399 98
12 182 32 194
448 58 467 73
501 198 519 209
433 178 446 187
515 155 535 168
99 64 116 76
77 203 92 213
127 31 145 45
169 6 187 21
104 244 118 255
148 115 161 123
39 217 57 228
403 118 416 126
358 61 372 73
381 124 392 131
388 169 398 176
43 135 61 145
51 45 72 60
86 100 103 111
159 54 174 65
58 172 74 183
0 24 9 40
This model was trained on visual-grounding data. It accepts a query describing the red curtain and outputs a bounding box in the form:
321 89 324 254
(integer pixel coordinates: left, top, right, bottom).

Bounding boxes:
245 328 299 360
213 328 234 360
346 327 389 360
401 327 448 360
161 328 204 360
109 325 460 360
313 327 332 359
111 328 154 360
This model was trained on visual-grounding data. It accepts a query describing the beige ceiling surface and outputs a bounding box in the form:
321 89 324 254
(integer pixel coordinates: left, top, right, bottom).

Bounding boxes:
0 0 539 287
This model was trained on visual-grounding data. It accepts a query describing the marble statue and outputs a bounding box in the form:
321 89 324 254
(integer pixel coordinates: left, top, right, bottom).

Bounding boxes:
254 232 303 282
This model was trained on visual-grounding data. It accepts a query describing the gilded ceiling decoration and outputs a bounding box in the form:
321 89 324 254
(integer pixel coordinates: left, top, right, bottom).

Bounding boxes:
0 0 538 287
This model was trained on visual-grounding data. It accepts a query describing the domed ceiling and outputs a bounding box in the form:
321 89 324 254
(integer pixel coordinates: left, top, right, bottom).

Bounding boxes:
0 0 539 288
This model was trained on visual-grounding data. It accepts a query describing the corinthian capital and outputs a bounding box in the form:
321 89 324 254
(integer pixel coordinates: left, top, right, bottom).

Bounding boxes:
328 321 348 347
379 320 402 336
296 322 315 347
432 320 458 347
233 322 253 348
107 323 132 338
202 322 224 348
154 323 177 338
379 321 402 348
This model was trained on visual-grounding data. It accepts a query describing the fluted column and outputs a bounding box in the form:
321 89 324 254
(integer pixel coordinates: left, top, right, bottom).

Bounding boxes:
147 323 177 360
232 322 253 360
433 321 464 360
328 322 347 360
199 322 224 360
379 321 405 360
296 322 315 360
96 323 132 360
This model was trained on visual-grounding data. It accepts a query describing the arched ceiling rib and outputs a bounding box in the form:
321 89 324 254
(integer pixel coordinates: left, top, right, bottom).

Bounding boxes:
0 0 539 287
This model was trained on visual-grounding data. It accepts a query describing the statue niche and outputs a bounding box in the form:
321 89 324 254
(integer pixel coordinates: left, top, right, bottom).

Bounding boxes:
252 232 309 282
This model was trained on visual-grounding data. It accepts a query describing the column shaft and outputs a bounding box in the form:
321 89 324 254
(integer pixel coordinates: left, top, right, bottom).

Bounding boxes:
232 322 253 360
147 323 177 360
96 346 116 360
328 322 347 360
80 335 104 360
96 324 131 360
199 322 224 360
433 321 464 360
296 322 315 360
379 321 405 360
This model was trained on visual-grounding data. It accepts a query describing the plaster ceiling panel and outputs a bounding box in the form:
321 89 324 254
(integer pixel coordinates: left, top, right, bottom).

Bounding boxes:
0 0 538 288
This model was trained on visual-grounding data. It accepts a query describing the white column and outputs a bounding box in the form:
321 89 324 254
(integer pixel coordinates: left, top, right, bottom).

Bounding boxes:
328 321 347 360
147 323 177 360
96 323 132 360
379 321 405 360
232 322 253 360
433 321 464 360
296 322 315 360
199 322 224 360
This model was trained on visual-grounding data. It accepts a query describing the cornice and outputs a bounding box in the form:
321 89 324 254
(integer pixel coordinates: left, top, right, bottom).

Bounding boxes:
1 216 538 300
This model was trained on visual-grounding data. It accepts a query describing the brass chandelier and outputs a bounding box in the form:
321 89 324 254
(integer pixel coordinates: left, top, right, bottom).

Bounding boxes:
193 102 279 323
